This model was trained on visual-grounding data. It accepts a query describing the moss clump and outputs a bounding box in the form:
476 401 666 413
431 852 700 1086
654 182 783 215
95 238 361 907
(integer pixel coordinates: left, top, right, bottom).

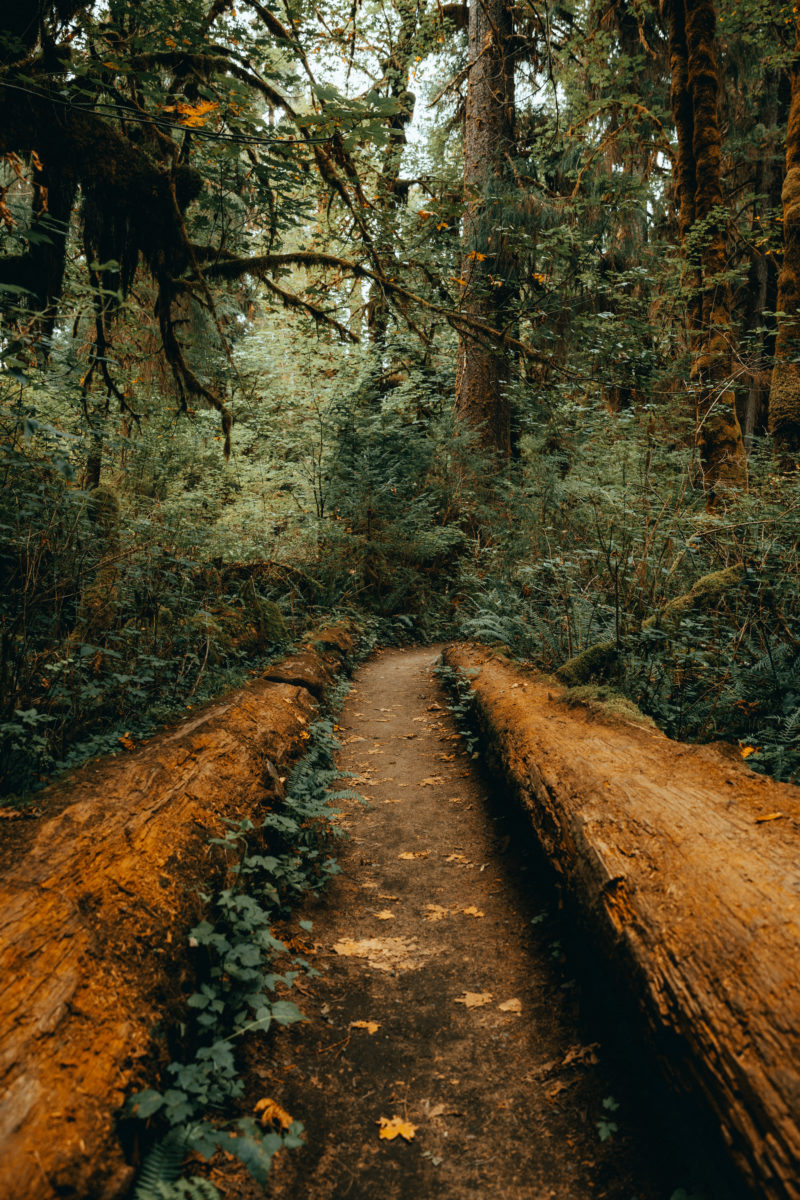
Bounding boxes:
642 564 744 633
565 684 656 728
555 641 617 687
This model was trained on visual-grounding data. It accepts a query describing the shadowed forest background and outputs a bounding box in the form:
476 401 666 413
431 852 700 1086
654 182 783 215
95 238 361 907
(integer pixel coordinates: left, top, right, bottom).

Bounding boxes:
2 0 800 799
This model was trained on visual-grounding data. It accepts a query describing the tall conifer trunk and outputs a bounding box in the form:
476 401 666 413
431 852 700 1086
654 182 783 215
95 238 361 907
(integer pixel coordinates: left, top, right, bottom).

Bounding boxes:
769 16 800 461
455 0 515 458
667 0 747 499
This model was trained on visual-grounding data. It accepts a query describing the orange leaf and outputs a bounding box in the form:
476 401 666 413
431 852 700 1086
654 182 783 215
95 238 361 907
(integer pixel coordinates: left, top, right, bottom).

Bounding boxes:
378 1115 417 1141
754 812 784 824
254 1097 293 1130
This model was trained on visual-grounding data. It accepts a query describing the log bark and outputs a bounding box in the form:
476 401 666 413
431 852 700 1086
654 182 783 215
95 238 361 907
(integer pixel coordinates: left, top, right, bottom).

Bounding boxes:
0 628 353 1200
769 13 800 461
443 643 800 1200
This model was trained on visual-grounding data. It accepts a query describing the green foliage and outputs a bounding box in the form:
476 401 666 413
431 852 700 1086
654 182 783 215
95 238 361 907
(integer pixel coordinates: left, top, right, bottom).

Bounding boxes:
127 703 350 1189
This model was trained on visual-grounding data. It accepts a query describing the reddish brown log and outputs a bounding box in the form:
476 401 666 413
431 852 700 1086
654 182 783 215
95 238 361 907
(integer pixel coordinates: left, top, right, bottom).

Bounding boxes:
0 629 352 1200
443 643 800 1200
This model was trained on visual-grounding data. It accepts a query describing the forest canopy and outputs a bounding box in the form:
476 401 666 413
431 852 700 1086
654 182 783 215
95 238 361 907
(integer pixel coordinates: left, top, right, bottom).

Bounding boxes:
2 0 800 794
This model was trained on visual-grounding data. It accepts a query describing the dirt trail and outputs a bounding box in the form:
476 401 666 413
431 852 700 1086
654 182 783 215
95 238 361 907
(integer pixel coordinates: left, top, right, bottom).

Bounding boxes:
240 647 735 1200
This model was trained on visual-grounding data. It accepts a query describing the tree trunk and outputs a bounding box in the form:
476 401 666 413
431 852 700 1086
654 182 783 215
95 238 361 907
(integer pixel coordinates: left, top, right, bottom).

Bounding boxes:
667 0 747 499
770 16 800 462
443 644 800 1200
366 0 418 356
455 0 515 458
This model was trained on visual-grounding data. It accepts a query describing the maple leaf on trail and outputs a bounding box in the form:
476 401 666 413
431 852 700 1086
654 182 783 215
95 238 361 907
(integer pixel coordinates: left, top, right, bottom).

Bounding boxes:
351 1020 380 1034
462 906 484 917
454 992 493 1008
424 904 449 921
378 1115 417 1142
375 910 395 920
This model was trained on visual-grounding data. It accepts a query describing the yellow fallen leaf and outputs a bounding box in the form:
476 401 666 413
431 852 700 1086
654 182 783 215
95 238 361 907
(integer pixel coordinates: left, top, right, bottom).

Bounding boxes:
399 850 428 860
424 904 450 921
375 910 396 920
117 732 135 751
351 1020 381 1034
755 812 784 823
740 745 758 758
462 906 484 918
254 1097 293 1130
454 992 493 1008
420 776 444 786
499 998 522 1014
449 796 465 804
378 1115 417 1142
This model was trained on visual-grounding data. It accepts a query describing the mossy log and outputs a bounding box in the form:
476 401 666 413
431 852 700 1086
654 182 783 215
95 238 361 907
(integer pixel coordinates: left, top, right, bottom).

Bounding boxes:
555 563 745 685
0 629 353 1200
443 643 800 1200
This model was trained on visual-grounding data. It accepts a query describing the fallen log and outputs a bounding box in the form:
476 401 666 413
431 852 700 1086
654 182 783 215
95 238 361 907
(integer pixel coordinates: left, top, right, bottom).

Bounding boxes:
442 643 800 1200
0 626 353 1200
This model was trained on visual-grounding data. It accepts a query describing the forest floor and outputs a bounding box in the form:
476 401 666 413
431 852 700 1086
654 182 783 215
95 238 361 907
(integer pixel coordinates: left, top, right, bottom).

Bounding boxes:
218 647 742 1200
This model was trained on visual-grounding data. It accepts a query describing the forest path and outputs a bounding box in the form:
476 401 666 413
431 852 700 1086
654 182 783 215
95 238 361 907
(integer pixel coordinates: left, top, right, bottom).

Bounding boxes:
241 647 707 1200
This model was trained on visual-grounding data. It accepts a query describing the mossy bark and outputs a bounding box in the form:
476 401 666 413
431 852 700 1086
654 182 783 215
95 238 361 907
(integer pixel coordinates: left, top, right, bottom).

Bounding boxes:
556 563 745 684
667 0 747 499
455 0 515 459
769 15 800 462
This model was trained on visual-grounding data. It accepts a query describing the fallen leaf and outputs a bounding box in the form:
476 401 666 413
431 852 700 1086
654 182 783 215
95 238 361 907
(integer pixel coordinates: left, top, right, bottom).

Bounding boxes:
462 906 484 918
420 775 445 786
449 796 466 804
379 894 400 901
755 812 784 823
332 936 431 972
561 1043 600 1068
424 1101 447 1118
399 850 428 860
439 753 456 761
117 732 135 751
378 1115 417 1142
445 853 472 865
454 992 493 1008
545 1079 573 1102
424 904 450 921
499 998 522 1014
350 1020 381 1034
375 910 395 921
740 745 758 758
254 1097 293 1130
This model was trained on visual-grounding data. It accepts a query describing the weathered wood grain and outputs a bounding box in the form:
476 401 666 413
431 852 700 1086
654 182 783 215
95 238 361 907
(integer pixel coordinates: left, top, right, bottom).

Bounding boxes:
0 629 352 1200
443 644 800 1200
